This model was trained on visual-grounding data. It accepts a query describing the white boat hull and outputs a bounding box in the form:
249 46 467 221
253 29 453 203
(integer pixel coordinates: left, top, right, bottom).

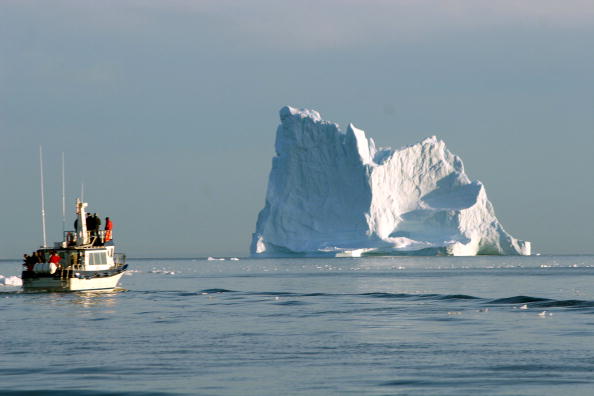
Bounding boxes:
23 272 125 292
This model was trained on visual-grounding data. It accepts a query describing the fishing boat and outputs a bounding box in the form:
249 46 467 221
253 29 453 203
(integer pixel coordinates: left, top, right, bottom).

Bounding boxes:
21 198 127 292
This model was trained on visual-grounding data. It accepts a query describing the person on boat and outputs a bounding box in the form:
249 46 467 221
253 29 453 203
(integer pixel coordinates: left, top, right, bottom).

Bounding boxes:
88 214 100 245
93 213 101 234
23 254 36 271
105 217 113 242
34 250 44 264
48 251 62 267
70 252 80 266
86 213 95 236
67 231 76 246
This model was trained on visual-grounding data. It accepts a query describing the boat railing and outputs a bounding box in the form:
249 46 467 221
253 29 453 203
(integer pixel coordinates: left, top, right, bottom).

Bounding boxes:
62 230 113 247
114 253 126 268
59 266 73 281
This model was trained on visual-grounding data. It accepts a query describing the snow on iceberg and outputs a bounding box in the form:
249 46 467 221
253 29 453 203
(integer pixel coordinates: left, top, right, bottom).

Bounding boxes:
250 106 531 257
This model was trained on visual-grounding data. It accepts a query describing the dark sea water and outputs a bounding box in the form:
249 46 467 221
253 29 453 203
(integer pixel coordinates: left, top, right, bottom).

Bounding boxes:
1 255 594 395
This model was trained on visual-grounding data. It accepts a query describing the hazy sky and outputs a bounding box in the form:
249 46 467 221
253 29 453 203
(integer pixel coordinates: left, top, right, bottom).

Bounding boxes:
1 0 593 258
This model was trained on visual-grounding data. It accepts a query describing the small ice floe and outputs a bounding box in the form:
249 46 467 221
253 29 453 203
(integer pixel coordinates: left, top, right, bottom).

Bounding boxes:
149 269 175 275
478 308 489 313
230 257 240 261
447 311 462 315
0 275 22 287
519 304 529 310
538 311 553 318
207 257 225 261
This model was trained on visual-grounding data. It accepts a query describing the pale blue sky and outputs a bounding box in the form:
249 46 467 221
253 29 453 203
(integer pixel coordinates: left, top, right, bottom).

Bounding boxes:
1 0 593 258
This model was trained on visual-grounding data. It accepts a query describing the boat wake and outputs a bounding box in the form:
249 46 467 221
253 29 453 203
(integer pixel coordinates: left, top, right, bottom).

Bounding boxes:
185 289 594 312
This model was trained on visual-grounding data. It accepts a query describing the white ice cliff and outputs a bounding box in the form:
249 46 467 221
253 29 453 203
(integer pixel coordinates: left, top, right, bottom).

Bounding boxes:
251 106 531 257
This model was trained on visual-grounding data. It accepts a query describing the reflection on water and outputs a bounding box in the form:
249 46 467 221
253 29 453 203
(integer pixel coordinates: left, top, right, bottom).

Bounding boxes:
71 289 124 308
17 288 125 310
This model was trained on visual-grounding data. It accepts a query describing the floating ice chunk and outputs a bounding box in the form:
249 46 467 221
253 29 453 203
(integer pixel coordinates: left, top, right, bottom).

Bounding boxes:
519 304 529 310
538 311 552 317
207 257 225 261
149 269 175 275
251 106 531 257
230 257 240 261
0 275 22 287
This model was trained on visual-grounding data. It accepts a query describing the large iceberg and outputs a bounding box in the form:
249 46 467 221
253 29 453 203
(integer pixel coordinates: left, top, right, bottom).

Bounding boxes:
251 106 531 257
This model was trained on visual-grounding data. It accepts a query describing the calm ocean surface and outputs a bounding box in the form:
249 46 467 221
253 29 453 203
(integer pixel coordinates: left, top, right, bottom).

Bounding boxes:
1 255 594 395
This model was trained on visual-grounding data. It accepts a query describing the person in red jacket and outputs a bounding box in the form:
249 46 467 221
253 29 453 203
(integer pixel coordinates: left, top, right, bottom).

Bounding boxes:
105 217 113 242
48 251 61 267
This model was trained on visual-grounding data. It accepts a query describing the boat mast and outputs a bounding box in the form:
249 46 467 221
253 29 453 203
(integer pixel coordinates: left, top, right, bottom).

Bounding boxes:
39 146 47 248
61 152 66 234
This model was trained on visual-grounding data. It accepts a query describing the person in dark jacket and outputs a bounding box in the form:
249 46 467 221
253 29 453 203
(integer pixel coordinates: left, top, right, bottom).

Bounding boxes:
91 214 101 244
23 254 36 271
86 213 94 234
93 214 101 233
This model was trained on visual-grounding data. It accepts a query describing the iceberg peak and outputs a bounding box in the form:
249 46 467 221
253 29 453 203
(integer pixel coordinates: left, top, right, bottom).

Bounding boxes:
422 135 439 145
252 107 531 257
279 106 322 123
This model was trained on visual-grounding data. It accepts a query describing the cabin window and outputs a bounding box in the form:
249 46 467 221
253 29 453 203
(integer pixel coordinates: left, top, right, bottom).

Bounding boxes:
88 252 107 265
